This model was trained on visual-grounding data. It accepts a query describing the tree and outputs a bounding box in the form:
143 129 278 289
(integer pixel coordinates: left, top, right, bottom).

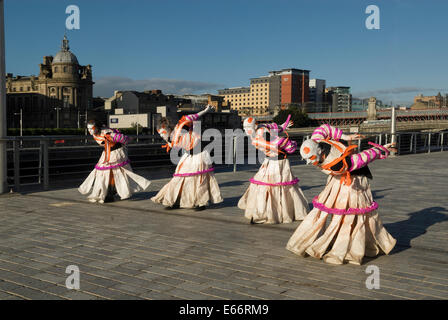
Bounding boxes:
273 106 311 128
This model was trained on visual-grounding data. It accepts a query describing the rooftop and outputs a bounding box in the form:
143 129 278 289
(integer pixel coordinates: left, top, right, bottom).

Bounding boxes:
53 35 79 64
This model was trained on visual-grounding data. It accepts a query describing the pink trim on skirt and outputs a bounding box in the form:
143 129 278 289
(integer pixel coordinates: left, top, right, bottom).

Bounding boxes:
249 177 300 186
95 160 130 171
312 196 378 215
173 167 214 177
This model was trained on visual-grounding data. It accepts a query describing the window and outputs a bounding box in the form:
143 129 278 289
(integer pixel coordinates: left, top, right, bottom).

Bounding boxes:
63 95 70 108
55 67 58 73
63 66 67 72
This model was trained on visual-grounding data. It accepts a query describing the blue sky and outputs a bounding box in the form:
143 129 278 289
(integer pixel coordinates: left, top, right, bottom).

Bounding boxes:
4 0 448 105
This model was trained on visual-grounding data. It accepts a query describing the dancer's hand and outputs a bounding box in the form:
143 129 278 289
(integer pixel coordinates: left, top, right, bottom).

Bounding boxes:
384 143 397 153
205 104 215 112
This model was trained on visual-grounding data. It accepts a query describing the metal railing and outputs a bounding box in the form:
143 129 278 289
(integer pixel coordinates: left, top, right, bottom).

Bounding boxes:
1 134 167 191
1 130 447 192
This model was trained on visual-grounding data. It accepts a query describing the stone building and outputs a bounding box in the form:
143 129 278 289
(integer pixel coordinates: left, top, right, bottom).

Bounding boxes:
176 94 231 112
411 93 447 109
6 36 94 129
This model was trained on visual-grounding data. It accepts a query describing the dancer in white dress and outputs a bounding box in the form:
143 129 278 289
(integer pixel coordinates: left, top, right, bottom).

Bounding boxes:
286 124 397 265
151 105 223 210
79 121 151 203
238 115 309 224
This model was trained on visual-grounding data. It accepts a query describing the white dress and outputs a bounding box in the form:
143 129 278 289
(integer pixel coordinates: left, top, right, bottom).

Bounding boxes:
238 126 309 224
238 157 309 224
151 149 223 208
79 130 151 201
286 125 396 265
151 114 223 208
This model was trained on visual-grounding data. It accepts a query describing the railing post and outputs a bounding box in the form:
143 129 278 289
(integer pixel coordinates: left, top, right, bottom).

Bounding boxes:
409 133 413 153
40 139 49 190
13 139 20 192
441 132 444 152
390 106 396 156
233 135 237 173
413 133 417 154
428 132 431 153
38 144 42 184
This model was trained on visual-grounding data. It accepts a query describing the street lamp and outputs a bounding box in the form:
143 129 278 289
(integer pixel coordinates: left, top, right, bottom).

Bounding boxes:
54 106 62 128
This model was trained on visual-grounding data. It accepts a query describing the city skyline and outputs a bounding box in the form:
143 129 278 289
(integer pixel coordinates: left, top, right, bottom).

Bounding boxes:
4 0 448 106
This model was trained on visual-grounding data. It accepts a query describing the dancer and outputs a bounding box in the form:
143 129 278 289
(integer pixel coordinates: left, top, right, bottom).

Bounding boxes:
79 121 151 203
151 105 223 210
238 115 309 224
286 124 397 265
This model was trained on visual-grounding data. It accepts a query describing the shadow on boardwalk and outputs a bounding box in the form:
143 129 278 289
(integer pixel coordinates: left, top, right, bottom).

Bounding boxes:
385 206 448 254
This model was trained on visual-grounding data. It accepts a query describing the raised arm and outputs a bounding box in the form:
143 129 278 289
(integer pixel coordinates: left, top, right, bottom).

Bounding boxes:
184 104 214 122
349 142 394 171
108 130 129 145
259 114 293 134
250 127 279 156
311 124 344 142
312 124 365 143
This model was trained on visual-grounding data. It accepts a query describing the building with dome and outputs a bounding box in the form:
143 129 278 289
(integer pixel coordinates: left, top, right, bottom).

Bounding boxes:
6 35 94 129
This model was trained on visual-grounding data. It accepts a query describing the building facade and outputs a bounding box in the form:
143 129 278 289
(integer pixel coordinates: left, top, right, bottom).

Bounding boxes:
175 94 231 112
351 97 384 111
104 90 191 114
218 68 310 117
6 36 94 129
307 78 326 112
326 86 352 112
411 93 447 109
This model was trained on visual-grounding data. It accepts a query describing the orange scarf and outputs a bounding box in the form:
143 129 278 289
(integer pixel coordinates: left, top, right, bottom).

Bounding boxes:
93 134 116 163
319 138 357 185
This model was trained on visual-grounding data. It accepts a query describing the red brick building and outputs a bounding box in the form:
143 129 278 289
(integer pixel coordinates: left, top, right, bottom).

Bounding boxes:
279 69 310 107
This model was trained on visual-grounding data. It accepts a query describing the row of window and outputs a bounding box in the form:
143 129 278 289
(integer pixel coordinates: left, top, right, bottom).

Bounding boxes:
54 66 70 73
251 83 268 87
9 86 37 92
231 102 268 106
234 106 268 110
226 92 268 98
228 97 268 102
